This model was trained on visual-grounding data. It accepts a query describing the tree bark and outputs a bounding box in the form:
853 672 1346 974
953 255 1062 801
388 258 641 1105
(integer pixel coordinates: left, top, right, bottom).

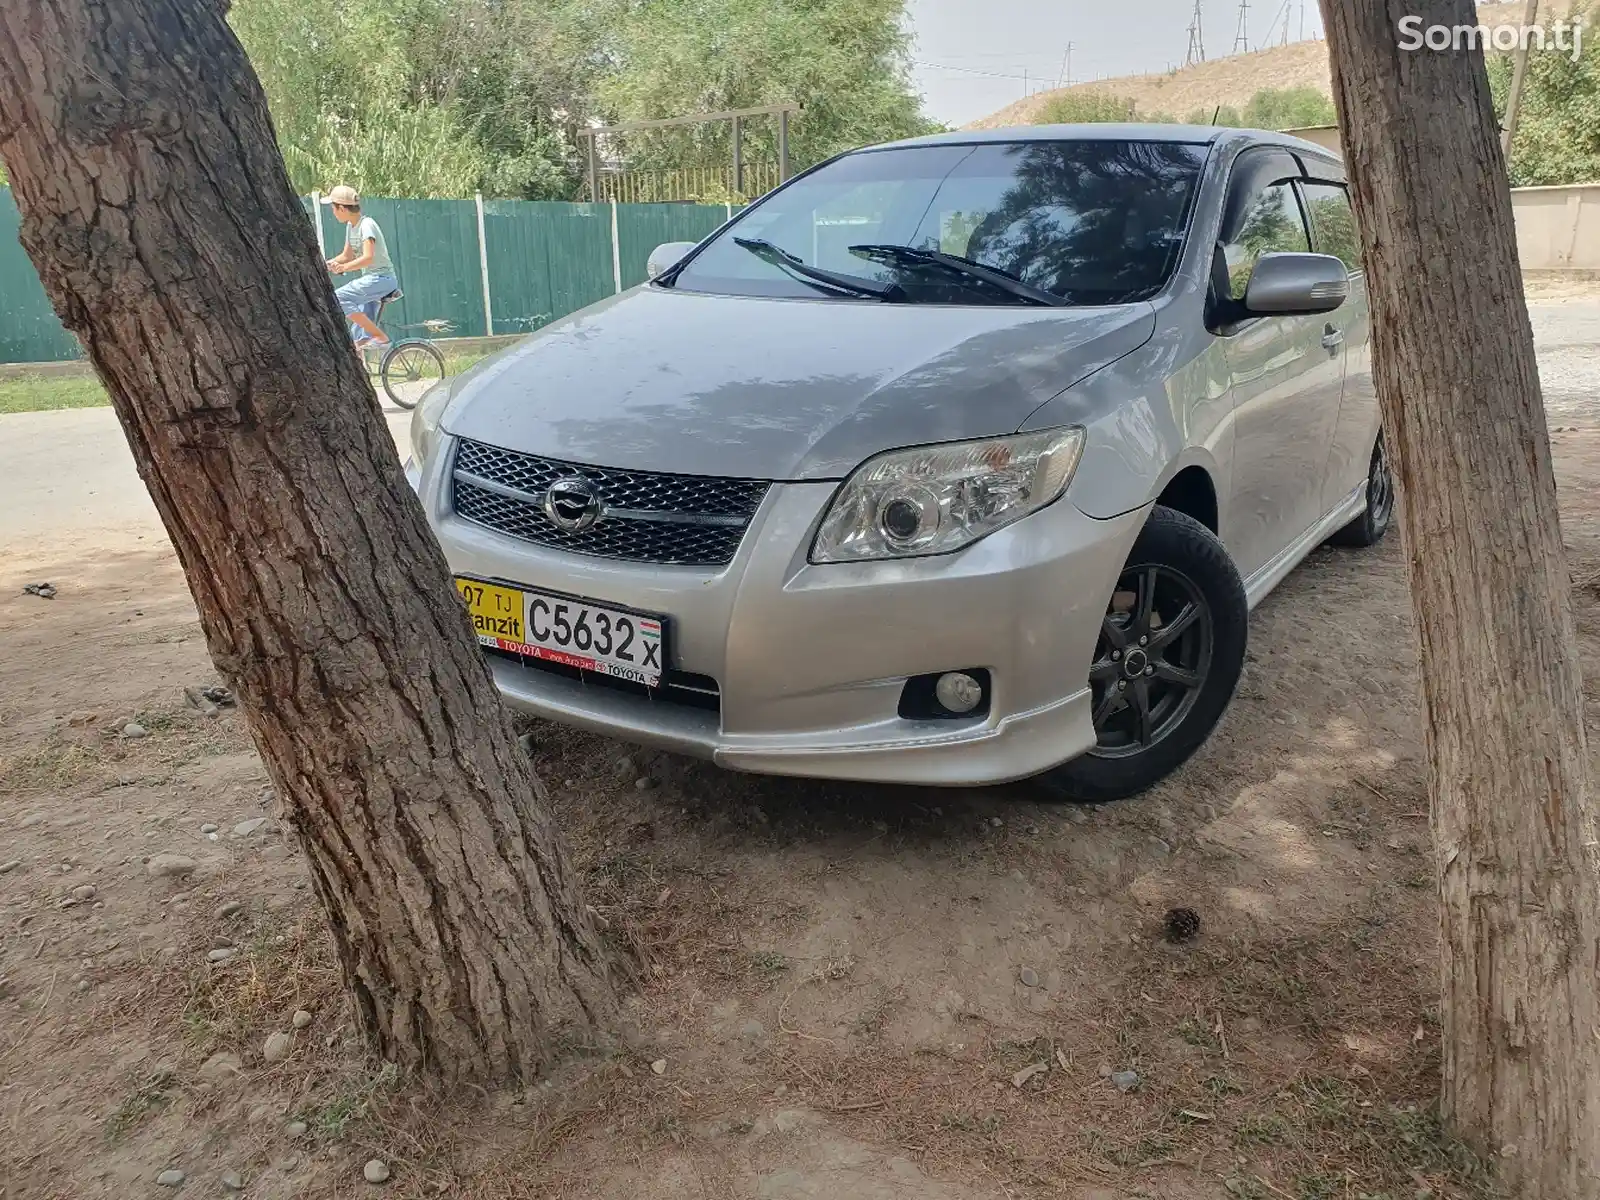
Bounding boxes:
0 0 619 1085
1318 0 1600 1193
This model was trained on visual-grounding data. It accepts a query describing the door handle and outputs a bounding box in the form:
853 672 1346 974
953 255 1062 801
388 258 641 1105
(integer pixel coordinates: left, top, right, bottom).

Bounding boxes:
1321 325 1345 353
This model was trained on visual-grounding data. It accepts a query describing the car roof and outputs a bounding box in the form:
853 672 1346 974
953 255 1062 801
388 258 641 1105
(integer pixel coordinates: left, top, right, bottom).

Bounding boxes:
864 123 1343 165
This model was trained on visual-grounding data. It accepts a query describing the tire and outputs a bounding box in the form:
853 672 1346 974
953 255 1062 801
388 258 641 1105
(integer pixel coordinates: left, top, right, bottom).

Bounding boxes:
1328 435 1394 548
380 340 446 411
1038 506 1248 804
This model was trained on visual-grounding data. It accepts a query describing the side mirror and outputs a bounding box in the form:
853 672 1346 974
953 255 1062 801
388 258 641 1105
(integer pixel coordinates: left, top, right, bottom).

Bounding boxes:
1243 252 1349 316
647 241 697 280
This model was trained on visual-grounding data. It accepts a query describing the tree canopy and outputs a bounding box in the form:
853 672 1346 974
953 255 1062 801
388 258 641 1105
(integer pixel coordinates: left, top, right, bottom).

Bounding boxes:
230 0 936 201
1488 5 1600 187
1186 87 1337 130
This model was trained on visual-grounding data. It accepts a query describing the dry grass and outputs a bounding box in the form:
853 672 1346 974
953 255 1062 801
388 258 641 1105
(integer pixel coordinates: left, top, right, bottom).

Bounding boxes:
968 0 1574 130
103 1074 176 1144
0 737 105 794
0 706 252 796
178 916 343 1061
973 41 1337 130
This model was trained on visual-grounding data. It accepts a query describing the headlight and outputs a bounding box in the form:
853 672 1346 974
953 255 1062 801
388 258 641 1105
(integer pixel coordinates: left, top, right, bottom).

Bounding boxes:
811 428 1085 563
409 378 453 470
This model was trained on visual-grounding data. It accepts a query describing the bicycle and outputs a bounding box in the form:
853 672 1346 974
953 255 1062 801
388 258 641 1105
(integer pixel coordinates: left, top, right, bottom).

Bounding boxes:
356 288 449 411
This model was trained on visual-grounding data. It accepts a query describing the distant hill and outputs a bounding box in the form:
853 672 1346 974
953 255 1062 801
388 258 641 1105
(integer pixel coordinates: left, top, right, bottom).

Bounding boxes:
966 0 1575 130
969 41 1331 129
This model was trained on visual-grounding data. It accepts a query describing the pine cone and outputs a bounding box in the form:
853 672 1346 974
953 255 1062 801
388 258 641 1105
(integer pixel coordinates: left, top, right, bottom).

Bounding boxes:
1163 907 1201 943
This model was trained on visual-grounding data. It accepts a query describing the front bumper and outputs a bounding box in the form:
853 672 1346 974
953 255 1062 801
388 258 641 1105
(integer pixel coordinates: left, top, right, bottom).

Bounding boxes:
420 440 1148 786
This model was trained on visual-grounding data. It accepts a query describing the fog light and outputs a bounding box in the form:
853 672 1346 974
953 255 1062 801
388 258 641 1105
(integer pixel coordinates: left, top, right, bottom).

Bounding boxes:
934 671 983 714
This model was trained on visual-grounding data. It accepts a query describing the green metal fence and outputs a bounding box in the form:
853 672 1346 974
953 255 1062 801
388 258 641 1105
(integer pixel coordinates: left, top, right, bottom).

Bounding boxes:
614 203 730 290
0 189 84 364
481 201 615 335
0 189 737 364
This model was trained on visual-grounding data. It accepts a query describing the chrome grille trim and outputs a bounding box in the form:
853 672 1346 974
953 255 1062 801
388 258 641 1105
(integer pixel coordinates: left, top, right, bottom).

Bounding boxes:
451 439 769 566
453 469 748 528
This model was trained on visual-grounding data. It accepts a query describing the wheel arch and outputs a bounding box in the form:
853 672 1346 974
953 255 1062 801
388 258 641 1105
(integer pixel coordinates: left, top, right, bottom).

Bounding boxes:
1154 464 1219 535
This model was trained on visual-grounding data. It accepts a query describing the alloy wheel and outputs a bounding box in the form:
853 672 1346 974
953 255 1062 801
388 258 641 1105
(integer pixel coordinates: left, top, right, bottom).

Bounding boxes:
1087 564 1214 758
1368 438 1394 529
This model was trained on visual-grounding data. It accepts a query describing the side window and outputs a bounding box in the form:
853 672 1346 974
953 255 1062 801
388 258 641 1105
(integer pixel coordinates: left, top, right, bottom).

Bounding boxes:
1219 180 1310 301
1301 182 1361 275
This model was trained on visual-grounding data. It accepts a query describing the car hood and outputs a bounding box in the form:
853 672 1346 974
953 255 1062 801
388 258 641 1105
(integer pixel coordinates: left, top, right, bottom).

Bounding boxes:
442 286 1155 481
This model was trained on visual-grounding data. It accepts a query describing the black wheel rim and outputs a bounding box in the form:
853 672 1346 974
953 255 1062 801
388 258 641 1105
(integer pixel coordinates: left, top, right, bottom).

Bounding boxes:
1368 438 1394 529
383 343 445 408
1087 564 1213 759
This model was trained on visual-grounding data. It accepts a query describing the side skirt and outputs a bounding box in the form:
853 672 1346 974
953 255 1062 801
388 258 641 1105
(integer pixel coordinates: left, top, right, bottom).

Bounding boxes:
1242 483 1368 611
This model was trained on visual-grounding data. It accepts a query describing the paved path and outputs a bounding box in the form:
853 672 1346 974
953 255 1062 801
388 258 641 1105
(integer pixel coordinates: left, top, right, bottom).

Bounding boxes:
0 404 413 563
2 304 1596 564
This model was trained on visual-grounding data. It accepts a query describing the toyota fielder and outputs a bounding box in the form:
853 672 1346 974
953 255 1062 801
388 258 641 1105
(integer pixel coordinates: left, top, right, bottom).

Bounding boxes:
407 124 1391 801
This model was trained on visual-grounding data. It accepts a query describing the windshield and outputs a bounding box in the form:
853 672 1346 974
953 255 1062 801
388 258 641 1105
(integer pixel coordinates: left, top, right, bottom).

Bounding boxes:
667 139 1209 306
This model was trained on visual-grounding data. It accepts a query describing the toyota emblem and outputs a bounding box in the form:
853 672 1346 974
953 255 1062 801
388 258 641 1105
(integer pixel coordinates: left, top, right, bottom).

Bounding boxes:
542 476 603 532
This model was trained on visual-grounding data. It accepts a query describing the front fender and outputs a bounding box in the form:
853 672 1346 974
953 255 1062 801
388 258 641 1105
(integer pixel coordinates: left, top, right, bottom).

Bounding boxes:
1026 307 1232 525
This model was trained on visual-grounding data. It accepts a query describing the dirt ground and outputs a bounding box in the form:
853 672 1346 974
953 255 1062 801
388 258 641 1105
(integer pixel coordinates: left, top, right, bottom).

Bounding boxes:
4 319 1600 1199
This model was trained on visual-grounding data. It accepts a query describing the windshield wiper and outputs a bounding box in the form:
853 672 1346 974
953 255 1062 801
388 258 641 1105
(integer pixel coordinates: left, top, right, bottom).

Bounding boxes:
733 237 904 301
847 243 1070 307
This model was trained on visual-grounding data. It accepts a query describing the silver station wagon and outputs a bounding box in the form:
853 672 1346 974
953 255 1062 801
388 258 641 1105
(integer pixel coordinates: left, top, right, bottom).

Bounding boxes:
408 124 1391 801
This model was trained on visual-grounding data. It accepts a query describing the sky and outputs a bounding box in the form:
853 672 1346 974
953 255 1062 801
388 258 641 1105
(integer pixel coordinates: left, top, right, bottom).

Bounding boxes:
905 0 1328 127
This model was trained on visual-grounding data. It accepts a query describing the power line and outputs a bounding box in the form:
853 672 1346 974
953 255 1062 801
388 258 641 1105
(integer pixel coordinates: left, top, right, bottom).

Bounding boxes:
916 50 1076 60
1233 0 1251 53
1058 42 1074 88
1185 0 1206 65
1262 0 1290 46
911 59 1038 82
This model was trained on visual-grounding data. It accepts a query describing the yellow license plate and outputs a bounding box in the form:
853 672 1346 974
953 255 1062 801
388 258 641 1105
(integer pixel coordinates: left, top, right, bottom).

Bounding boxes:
455 578 526 644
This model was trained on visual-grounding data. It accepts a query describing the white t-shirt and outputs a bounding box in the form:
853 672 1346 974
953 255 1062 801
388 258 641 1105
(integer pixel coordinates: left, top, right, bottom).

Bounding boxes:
345 216 392 276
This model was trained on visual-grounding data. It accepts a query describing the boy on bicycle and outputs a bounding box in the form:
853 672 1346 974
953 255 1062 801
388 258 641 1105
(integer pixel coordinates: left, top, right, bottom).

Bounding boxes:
322 185 397 350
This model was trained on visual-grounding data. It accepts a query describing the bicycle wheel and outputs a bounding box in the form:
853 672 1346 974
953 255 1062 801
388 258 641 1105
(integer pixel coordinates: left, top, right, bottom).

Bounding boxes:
380 340 446 410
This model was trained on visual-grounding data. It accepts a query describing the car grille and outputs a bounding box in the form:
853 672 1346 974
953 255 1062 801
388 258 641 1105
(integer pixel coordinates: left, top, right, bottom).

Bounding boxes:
451 439 769 567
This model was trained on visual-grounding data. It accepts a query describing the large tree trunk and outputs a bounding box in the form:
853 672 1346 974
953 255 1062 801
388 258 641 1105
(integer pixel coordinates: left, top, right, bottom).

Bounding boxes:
0 0 618 1084
1318 0 1600 1193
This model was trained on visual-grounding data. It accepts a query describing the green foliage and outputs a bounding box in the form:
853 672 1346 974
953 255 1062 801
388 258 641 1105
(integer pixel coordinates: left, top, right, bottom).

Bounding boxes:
1186 104 1243 126
1488 5 1600 186
230 0 933 201
1184 87 1335 129
1302 185 1360 270
231 0 599 198
1035 92 1176 124
1243 86 1337 130
1034 86 1331 131
1188 105 1229 125
280 101 488 199
598 0 937 181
